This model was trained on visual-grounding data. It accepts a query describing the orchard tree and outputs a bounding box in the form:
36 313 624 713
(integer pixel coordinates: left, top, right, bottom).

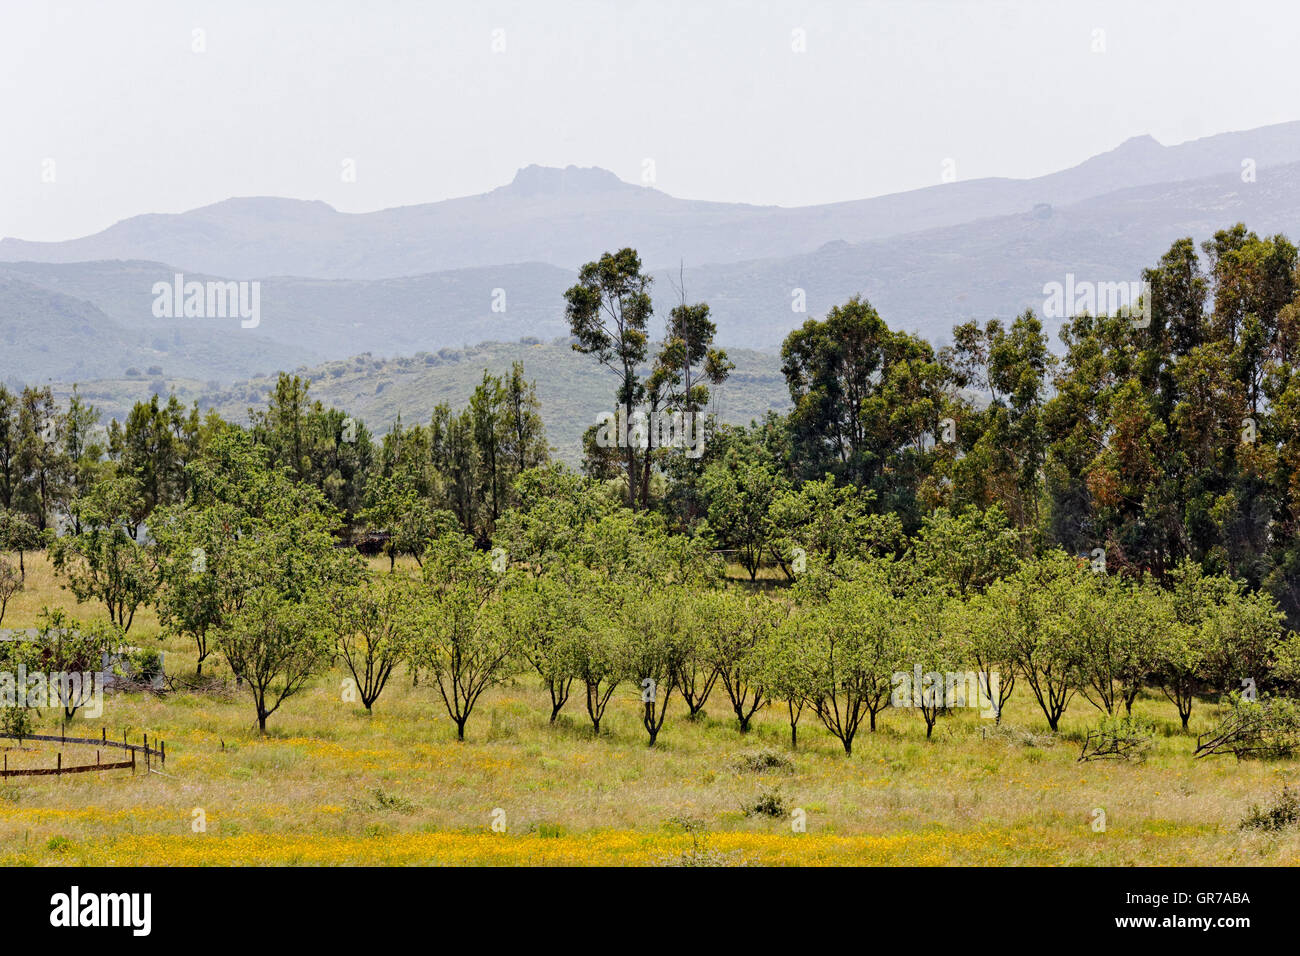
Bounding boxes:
169 427 361 726
622 588 687 746
766 477 901 578
985 551 1085 731
699 456 785 580
224 589 338 733
896 588 963 739
334 572 420 713
412 532 518 740
572 579 630 736
703 589 781 732
909 505 1021 597
361 474 457 570
33 609 120 721
758 614 813 748
500 566 590 722
1072 575 1166 715
959 593 1018 724
0 508 41 581
799 559 909 753
0 557 18 626
50 476 156 632
675 593 721 719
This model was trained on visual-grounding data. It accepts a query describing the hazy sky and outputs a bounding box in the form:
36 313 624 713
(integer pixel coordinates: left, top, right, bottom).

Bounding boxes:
3 0 1297 241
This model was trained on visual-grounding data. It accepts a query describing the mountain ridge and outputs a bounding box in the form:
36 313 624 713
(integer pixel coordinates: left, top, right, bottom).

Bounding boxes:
5 121 1297 279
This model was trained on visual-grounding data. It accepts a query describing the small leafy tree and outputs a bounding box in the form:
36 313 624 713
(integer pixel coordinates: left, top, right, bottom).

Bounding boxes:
334 572 419 713
959 592 1017 724
986 551 1084 731
622 588 687 746
193 429 361 731
799 559 908 753
0 509 42 582
757 616 813 748
675 594 720 719
767 477 901 577
361 475 457 570
34 609 119 721
0 557 19 626
703 589 780 732
500 566 588 721
699 457 784 580
572 576 632 736
412 533 517 741
223 588 337 733
1072 575 1165 715
49 476 157 631
896 588 963 739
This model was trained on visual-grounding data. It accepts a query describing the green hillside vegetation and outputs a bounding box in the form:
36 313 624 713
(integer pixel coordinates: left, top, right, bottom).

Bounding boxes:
50 339 790 464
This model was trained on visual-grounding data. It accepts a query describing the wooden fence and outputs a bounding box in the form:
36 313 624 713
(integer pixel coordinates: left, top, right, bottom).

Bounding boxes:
0 727 166 778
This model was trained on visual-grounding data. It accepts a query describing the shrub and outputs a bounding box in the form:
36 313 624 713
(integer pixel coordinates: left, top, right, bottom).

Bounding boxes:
1078 715 1156 762
367 787 416 813
1195 696 1300 760
660 817 748 867
129 648 163 682
743 787 787 818
735 749 793 774
1241 785 1300 832
0 705 35 737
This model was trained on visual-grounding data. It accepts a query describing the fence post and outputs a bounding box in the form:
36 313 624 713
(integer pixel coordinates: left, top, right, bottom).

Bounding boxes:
161 740 165 766
102 726 106 745
57 752 62 774
131 749 136 774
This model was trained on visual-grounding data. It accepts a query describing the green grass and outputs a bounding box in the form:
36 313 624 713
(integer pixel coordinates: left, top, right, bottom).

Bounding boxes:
2 552 1299 865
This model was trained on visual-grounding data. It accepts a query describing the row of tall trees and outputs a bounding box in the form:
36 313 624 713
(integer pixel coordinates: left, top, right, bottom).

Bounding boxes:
650 225 1300 625
0 361 549 579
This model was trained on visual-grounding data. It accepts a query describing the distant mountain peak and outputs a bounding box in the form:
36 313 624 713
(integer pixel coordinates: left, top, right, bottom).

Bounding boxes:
498 164 637 198
1113 133 1165 153
194 196 340 219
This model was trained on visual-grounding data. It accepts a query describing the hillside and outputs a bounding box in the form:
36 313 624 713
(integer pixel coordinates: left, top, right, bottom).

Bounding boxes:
9 157 1300 379
5 122 1299 279
49 340 791 464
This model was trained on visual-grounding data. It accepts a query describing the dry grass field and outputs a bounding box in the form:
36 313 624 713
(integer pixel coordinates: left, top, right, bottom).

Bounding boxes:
1 553 1298 866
